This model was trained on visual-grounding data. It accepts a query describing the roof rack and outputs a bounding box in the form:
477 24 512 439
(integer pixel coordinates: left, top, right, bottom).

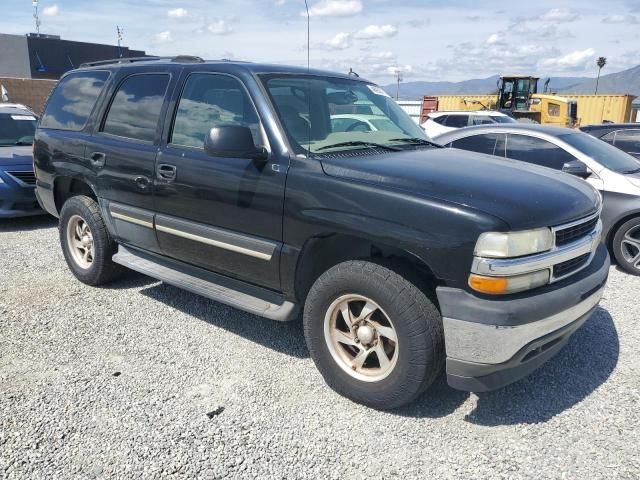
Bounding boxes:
79 55 205 68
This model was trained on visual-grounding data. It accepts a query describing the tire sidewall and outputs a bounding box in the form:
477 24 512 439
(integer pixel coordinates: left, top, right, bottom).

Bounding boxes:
612 217 640 276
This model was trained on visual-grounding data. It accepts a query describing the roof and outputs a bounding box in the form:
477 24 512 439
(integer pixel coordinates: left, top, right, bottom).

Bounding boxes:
432 123 576 142
429 110 509 116
76 56 364 82
0 104 36 115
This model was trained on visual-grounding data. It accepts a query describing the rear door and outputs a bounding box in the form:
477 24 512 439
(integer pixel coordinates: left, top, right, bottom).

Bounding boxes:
85 67 180 252
152 70 286 290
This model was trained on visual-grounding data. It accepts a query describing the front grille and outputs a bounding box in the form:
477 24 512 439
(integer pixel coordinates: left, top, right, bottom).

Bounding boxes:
553 253 590 279
555 216 598 246
7 171 36 185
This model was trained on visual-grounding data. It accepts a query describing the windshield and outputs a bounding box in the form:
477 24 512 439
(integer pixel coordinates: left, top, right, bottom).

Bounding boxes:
261 75 430 154
559 132 640 174
0 112 37 146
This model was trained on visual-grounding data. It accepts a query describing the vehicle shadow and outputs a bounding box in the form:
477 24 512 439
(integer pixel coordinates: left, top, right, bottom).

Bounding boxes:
396 307 619 424
0 215 56 232
139 282 309 359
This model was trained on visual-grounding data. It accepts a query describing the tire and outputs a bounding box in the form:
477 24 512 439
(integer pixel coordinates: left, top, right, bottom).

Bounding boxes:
303 260 444 409
612 217 640 276
59 195 124 286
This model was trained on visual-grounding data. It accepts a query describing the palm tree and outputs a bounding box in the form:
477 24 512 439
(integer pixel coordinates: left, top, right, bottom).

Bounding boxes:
595 57 607 95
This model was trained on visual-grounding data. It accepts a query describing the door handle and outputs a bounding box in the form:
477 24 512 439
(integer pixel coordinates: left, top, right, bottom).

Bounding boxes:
157 163 177 181
89 151 106 167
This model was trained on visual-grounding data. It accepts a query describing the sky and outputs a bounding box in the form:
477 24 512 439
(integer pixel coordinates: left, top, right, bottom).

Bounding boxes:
1 0 640 84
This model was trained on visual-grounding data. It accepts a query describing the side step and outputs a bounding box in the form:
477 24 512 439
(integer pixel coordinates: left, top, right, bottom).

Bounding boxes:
113 246 298 321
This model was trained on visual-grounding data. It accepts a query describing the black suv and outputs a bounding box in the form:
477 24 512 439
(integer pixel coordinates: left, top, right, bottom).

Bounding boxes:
34 57 609 409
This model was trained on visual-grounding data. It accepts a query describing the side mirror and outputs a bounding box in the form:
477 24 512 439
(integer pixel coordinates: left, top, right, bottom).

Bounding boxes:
562 160 591 179
204 125 268 161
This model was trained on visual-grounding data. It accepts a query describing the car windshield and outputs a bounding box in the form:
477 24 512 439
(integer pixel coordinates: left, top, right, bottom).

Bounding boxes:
0 112 37 146
261 74 430 154
559 131 640 174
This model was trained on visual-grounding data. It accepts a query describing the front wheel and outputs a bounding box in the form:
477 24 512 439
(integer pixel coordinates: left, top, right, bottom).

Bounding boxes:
59 195 124 285
303 260 444 409
612 217 640 276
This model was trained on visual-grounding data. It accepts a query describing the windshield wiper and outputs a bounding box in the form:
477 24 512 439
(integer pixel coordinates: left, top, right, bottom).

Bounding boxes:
316 141 401 152
388 137 443 148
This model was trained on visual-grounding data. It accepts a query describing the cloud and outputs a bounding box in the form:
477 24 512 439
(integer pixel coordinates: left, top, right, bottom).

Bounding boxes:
207 19 232 35
307 0 362 17
540 48 596 70
354 24 398 39
151 31 173 44
602 14 638 24
486 32 505 45
167 8 188 19
540 8 579 23
42 4 59 17
324 32 351 50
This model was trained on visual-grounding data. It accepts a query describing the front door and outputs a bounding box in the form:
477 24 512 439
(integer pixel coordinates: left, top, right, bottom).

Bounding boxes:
153 71 286 291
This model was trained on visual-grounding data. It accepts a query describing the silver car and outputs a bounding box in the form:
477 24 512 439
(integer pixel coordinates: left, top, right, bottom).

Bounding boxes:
434 124 640 276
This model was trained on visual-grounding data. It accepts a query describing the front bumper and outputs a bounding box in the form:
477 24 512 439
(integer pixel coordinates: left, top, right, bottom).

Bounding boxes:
436 243 610 392
0 172 43 218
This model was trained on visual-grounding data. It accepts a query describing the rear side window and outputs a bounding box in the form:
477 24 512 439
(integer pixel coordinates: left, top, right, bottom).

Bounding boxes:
612 130 640 153
451 133 505 156
444 115 469 128
40 71 110 131
102 74 170 142
431 115 448 125
506 134 575 170
171 73 262 149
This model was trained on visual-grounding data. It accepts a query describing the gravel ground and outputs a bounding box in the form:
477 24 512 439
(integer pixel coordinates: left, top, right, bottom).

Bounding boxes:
1 215 639 480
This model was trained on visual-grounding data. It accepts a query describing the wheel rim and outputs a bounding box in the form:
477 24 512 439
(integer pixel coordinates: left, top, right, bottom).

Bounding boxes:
621 225 640 270
66 215 94 269
323 294 399 382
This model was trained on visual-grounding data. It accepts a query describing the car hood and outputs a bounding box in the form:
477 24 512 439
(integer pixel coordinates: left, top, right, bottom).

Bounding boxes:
320 148 599 230
0 146 33 167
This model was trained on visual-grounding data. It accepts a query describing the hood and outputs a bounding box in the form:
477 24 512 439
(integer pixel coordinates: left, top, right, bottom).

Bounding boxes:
320 148 599 230
0 145 33 168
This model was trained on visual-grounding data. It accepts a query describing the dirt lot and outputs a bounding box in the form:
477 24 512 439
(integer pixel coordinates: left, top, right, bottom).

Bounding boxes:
1 216 639 479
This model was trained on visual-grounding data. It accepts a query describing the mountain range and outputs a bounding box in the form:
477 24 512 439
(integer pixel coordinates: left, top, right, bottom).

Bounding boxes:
384 65 640 100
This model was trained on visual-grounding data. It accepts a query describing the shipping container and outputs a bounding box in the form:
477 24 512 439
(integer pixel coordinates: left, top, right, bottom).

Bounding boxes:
563 95 636 126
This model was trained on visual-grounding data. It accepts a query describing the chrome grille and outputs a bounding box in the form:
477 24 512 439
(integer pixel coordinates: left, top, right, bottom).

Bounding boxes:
553 253 590 279
555 215 599 247
8 171 36 185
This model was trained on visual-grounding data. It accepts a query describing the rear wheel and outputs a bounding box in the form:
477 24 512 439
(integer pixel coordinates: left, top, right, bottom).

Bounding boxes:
59 195 124 285
303 260 444 409
612 217 640 276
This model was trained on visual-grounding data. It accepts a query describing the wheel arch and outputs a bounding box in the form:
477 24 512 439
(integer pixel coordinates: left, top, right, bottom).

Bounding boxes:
53 176 98 215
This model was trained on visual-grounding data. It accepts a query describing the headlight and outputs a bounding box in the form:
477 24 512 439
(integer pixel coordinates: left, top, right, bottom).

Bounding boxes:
474 228 553 258
469 270 550 295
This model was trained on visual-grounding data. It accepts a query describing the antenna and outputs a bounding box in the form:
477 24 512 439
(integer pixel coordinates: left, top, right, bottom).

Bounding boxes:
304 0 310 71
32 0 41 35
116 26 124 58
395 68 403 100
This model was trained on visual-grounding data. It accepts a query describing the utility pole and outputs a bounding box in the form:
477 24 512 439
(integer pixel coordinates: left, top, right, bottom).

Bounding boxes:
395 69 403 100
32 0 41 35
595 57 607 95
116 26 124 58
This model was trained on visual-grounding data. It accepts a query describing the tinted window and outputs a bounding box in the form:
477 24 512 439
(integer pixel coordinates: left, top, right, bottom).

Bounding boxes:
444 115 469 128
40 71 110 131
600 131 616 144
506 134 575 170
0 113 37 146
559 132 640 173
102 74 169 142
613 130 640 153
432 115 448 125
451 134 504 156
171 73 261 148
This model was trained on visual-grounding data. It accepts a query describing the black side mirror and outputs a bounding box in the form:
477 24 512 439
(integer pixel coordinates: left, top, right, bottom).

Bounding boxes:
204 125 268 161
562 160 591 179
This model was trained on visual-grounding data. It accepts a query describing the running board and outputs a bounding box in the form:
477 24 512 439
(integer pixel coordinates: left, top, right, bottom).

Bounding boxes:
113 246 298 321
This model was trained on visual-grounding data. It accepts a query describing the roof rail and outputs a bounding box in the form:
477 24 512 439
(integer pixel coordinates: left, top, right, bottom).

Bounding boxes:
79 56 161 68
79 55 205 68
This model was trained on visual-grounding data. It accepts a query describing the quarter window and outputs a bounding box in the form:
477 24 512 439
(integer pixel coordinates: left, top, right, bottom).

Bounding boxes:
40 71 110 131
171 73 262 149
506 134 575 170
102 74 170 142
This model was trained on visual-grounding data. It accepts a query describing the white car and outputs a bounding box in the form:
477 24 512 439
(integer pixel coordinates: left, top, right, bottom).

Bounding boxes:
422 110 517 138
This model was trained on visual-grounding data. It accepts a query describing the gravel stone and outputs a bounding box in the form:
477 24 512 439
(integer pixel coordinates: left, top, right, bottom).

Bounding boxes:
1 216 639 479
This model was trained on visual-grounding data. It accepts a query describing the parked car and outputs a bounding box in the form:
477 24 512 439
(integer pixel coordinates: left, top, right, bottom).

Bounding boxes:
580 123 640 159
35 58 608 409
434 124 640 275
422 110 517 138
0 104 42 217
